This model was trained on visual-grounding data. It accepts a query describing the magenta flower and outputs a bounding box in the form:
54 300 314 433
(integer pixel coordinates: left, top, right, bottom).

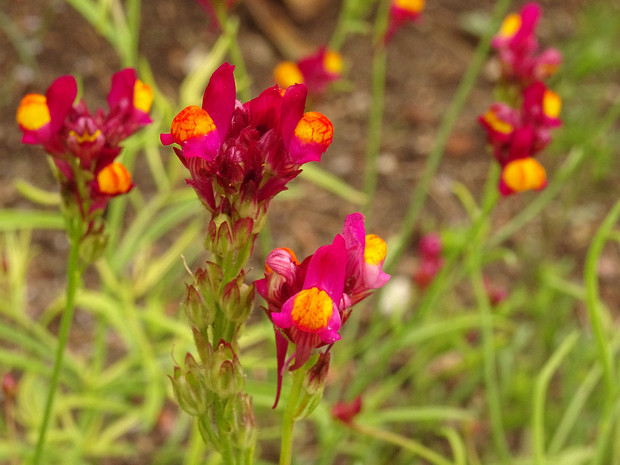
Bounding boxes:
385 0 425 43
273 47 343 97
413 233 444 290
479 81 561 195
17 69 153 216
341 213 390 305
491 2 562 84
256 213 390 406
161 63 334 224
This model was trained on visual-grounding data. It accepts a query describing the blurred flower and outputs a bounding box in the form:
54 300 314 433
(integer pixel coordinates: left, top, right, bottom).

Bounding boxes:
161 62 333 234
273 47 343 96
479 81 561 195
484 277 508 306
17 69 152 220
491 2 562 84
413 232 443 290
196 0 237 29
256 213 389 406
332 395 362 425
2 373 18 399
385 0 425 43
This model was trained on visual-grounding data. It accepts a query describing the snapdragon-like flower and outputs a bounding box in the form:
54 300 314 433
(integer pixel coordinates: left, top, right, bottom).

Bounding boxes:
273 47 343 96
491 2 562 85
17 69 152 216
161 63 333 230
479 81 561 195
256 213 390 406
385 0 425 43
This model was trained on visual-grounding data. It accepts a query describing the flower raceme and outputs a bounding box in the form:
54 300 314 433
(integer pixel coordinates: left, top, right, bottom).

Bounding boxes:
256 213 390 406
161 63 334 228
17 69 152 213
479 81 561 195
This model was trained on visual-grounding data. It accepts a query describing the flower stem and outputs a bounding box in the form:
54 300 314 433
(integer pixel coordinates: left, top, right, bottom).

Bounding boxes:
32 224 83 465
362 0 389 218
349 422 453 465
279 367 306 465
585 199 620 397
384 0 512 273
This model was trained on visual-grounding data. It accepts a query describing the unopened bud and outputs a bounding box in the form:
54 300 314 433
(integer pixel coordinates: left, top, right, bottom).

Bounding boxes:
232 394 257 450
294 352 330 420
221 274 255 323
208 341 244 397
169 353 209 416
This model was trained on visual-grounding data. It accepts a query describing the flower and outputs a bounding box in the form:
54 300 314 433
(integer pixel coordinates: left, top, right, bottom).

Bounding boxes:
17 69 152 216
491 2 562 84
341 212 390 305
273 47 343 96
385 0 425 43
256 213 389 406
161 63 333 229
332 396 362 425
479 81 561 195
413 233 444 289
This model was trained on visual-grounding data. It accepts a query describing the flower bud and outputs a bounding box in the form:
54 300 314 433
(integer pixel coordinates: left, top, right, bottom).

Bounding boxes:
232 394 257 450
208 340 244 397
221 274 255 323
294 352 330 420
169 353 209 416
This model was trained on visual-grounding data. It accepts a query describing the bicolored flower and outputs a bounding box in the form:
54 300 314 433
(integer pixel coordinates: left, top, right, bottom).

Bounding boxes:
341 213 390 305
161 63 333 222
17 69 152 218
491 2 562 84
479 80 561 195
17 75 77 156
256 213 389 407
273 47 343 96
385 0 425 43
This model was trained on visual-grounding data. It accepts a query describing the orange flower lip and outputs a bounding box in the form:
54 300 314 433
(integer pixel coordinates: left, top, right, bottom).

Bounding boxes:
16 94 51 131
170 105 217 143
290 287 334 332
502 158 546 193
294 111 334 146
364 234 387 266
97 162 132 195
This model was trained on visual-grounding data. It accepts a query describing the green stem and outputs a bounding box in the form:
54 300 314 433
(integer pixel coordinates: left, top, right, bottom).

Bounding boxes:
384 0 512 273
32 225 84 465
584 198 620 397
469 227 510 463
280 368 306 465
362 0 389 218
350 422 453 465
532 331 579 465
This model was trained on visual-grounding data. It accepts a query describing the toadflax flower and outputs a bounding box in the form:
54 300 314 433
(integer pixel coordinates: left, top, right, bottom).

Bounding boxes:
385 0 425 43
256 213 390 406
491 2 562 85
273 47 343 97
479 2 562 196
17 69 152 219
479 81 561 195
161 62 334 235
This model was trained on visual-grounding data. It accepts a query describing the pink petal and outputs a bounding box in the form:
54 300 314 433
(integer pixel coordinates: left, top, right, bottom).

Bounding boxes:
202 62 236 142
